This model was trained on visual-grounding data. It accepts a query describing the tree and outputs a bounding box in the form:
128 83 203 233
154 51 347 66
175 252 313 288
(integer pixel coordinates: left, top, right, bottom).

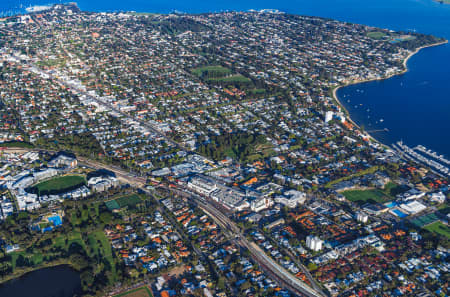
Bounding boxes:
216 277 226 291
70 254 89 270
68 242 84 256
81 269 95 289
307 262 318 271
99 212 112 225
240 281 251 292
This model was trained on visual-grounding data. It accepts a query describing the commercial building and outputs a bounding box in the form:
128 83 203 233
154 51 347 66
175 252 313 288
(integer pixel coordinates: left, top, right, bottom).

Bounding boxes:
187 176 217 196
250 196 273 212
48 154 77 168
274 190 306 208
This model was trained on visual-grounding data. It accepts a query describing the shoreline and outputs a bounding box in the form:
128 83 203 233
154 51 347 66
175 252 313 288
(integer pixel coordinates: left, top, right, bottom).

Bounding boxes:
0 261 76 285
331 39 448 146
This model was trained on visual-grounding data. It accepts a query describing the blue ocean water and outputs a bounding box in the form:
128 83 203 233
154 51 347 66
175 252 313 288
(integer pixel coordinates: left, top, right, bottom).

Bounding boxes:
1 0 450 157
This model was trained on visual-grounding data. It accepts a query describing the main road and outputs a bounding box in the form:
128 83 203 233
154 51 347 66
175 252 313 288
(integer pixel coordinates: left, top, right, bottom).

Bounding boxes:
6 53 326 297
2 147 325 296
153 183 327 297
7 53 180 149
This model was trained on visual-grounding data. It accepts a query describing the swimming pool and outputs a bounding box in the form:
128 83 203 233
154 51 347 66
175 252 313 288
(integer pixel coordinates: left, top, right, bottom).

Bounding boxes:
391 209 408 218
48 215 62 226
385 201 398 208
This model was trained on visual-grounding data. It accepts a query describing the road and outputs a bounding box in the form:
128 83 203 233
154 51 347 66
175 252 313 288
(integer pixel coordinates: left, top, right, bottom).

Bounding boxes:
156 184 326 297
5 53 325 296
201 200 325 297
35 58 180 149
0 147 146 187
5 53 182 151
77 156 146 187
265 231 325 293
2 147 325 296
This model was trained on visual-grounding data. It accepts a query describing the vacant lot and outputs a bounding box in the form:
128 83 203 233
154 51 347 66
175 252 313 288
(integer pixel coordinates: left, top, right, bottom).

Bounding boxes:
32 175 86 195
424 221 450 239
114 286 153 297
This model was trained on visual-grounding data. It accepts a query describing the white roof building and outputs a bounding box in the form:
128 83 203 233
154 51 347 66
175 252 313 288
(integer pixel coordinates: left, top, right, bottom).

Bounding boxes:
187 176 217 196
274 190 306 208
399 200 427 215
306 235 323 252
251 196 273 212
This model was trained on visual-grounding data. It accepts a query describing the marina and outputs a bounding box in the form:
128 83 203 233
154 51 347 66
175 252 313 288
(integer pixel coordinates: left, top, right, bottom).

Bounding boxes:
414 145 450 166
392 141 450 177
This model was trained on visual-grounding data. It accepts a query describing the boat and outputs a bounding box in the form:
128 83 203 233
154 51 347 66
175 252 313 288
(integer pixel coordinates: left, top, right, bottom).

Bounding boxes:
380 119 384 123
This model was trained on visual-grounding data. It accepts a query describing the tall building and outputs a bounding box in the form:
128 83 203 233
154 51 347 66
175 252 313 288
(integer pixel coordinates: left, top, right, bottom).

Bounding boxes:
356 211 369 223
306 235 323 251
325 111 334 123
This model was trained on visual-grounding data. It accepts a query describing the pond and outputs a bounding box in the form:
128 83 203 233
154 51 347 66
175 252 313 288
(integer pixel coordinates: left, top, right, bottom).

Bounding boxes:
0 265 82 297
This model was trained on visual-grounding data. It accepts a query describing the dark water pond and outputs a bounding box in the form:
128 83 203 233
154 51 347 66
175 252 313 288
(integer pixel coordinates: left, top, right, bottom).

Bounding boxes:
0 265 82 297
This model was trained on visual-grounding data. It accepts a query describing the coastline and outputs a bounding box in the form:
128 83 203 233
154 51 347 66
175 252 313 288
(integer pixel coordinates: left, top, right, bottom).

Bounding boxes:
331 39 448 146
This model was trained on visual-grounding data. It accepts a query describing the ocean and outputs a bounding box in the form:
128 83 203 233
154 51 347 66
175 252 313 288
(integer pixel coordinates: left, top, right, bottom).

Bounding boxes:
1 0 450 157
